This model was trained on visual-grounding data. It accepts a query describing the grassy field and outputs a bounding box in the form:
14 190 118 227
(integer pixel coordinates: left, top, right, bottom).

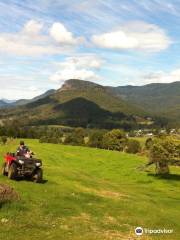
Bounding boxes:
0 139 180 240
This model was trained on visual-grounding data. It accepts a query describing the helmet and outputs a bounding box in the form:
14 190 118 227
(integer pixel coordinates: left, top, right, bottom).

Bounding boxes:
20 140 24 145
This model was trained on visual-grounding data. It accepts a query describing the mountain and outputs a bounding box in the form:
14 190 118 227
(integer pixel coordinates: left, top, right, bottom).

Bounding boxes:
0 100 8 108
56 79 144 115
0 79 148 129
109 81 180 122
13 89 56 106
1 99 16 104
0 89 56 108
1 79 178 129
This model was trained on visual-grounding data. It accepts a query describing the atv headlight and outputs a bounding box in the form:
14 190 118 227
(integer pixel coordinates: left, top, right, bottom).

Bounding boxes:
36 162 41 166
19 160 24 164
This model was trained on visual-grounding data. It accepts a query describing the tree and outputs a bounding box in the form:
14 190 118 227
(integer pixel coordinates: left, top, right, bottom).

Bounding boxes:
88 130 105 148
102 129 127 151
125 139 141 154
64 128 85 146
148 137 179 174
145 138 153 150
149 142 170 174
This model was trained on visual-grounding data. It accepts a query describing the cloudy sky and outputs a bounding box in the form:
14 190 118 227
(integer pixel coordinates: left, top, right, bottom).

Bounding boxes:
1 0 180 99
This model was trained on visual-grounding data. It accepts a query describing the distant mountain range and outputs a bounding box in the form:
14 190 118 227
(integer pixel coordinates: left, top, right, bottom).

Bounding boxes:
109 81 180 121
0 79 179 129
0 89 56 107
0 100 8 108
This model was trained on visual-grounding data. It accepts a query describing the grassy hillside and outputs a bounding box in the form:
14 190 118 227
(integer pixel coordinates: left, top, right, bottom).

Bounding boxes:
110 81 180 122
0 139 180 240
0 80 145 129
1 80 179 127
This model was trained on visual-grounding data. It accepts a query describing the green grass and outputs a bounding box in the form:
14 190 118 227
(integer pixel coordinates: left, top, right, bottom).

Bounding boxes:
0 139 180 240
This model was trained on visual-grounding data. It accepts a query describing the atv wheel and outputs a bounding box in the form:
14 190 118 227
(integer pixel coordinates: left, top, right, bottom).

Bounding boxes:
33 168 43 183
2 162 7 176
8 163 18 180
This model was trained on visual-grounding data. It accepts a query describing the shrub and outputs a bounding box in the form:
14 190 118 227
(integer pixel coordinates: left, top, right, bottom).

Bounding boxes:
64 128 85 146
88 130 105 148
148 137 180 174
125 139 141 154
102 129 127 151
145 138 153 150
39 136 61 144
1 136 7 145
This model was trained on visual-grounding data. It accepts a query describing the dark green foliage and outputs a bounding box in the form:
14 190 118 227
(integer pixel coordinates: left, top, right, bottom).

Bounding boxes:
125 139 141 154
102 129 127 151
88 130 106 148
149 138 179 162
145 138 153 150
148 137 180 174
0 125 64 140
64 127 85 146
150 143 169 163
110 81 180 125
1 136 7 144
1 79 180 128
149 142 170 174
0 79 148 130
39 136 61 144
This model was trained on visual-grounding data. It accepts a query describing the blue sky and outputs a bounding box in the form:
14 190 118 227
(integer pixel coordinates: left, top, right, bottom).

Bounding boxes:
0 0 180 99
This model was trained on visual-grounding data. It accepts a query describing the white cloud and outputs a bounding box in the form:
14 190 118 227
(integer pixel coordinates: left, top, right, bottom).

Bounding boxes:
57 55 103 69
50 67 101 83
92 21 172 52
0 34 62 56
92 31 138 50
0 88 43 100
0 20 83 56
23 19 43 36
0 74 49 100
142 69 180 84
49 55 103 83
49 22 84 45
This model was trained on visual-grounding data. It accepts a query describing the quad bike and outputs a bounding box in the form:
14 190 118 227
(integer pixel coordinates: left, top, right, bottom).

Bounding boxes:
2 152 43 183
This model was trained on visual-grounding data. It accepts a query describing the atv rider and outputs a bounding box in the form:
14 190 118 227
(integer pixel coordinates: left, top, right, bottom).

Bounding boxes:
16 141 31 158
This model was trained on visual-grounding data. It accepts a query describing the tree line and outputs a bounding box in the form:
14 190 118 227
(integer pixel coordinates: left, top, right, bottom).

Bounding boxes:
0 125 141 154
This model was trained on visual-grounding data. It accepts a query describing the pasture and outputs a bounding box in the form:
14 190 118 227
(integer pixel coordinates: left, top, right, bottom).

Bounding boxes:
0 139 179 240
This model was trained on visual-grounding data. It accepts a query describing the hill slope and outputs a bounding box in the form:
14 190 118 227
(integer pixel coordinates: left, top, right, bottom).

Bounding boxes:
0 139 180 240
1 80 179 127
0 100 8 108
0 79 146 129
110 81 180 121
7 89 56 107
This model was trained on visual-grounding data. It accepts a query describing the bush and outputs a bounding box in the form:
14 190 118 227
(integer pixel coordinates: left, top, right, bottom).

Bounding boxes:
125 139 141 154
102 129 127 151
1 136 7 145
64 128 85 146
88 130 105 148
145 138 153 150
39 136 61 144
148 137 180 174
